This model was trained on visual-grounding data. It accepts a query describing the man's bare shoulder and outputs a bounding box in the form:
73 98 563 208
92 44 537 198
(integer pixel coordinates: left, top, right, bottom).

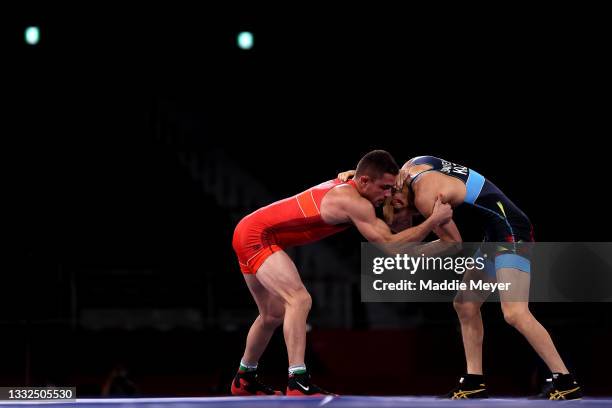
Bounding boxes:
325 183 364 205
321 183 370 223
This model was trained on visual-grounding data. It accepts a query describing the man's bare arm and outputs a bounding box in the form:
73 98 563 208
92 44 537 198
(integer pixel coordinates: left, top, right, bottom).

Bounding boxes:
343 194 451 245
337 169 356 182
433 219 462 242
412 187 463 255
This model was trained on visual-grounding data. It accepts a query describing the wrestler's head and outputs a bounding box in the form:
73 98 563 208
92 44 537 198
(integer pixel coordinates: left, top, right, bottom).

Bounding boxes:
354 150 399 207
382 181 411 225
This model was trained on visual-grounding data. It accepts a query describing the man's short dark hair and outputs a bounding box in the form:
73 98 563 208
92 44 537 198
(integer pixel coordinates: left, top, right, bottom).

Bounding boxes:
355 150 399 180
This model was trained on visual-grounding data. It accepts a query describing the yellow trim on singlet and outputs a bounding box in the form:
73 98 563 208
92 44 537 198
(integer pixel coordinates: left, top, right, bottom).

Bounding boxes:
496 201 507 217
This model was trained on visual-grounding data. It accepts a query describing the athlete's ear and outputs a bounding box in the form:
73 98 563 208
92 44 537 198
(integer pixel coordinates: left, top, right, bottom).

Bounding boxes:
356 175 370 186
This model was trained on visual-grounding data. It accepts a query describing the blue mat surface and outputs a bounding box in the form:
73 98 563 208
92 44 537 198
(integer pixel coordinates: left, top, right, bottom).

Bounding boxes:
0 396 606 408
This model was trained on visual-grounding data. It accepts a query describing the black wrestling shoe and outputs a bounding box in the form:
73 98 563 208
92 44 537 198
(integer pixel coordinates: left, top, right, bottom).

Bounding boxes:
529 376 554 399
533 373 582 400
286 372 335 396
231 370 282 396
441 374 489 399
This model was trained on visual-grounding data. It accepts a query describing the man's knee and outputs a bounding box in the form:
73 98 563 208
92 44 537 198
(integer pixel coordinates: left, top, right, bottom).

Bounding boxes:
286 289 312 312
453 299 480 319
502 306 531 328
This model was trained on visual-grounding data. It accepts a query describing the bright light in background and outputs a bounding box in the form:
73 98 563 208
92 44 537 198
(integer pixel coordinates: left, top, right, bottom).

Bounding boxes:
25 26 40 45
237 31 254 50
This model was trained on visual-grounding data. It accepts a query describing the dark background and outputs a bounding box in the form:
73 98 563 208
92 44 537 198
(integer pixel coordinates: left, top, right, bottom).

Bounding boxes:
3 2 610 397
